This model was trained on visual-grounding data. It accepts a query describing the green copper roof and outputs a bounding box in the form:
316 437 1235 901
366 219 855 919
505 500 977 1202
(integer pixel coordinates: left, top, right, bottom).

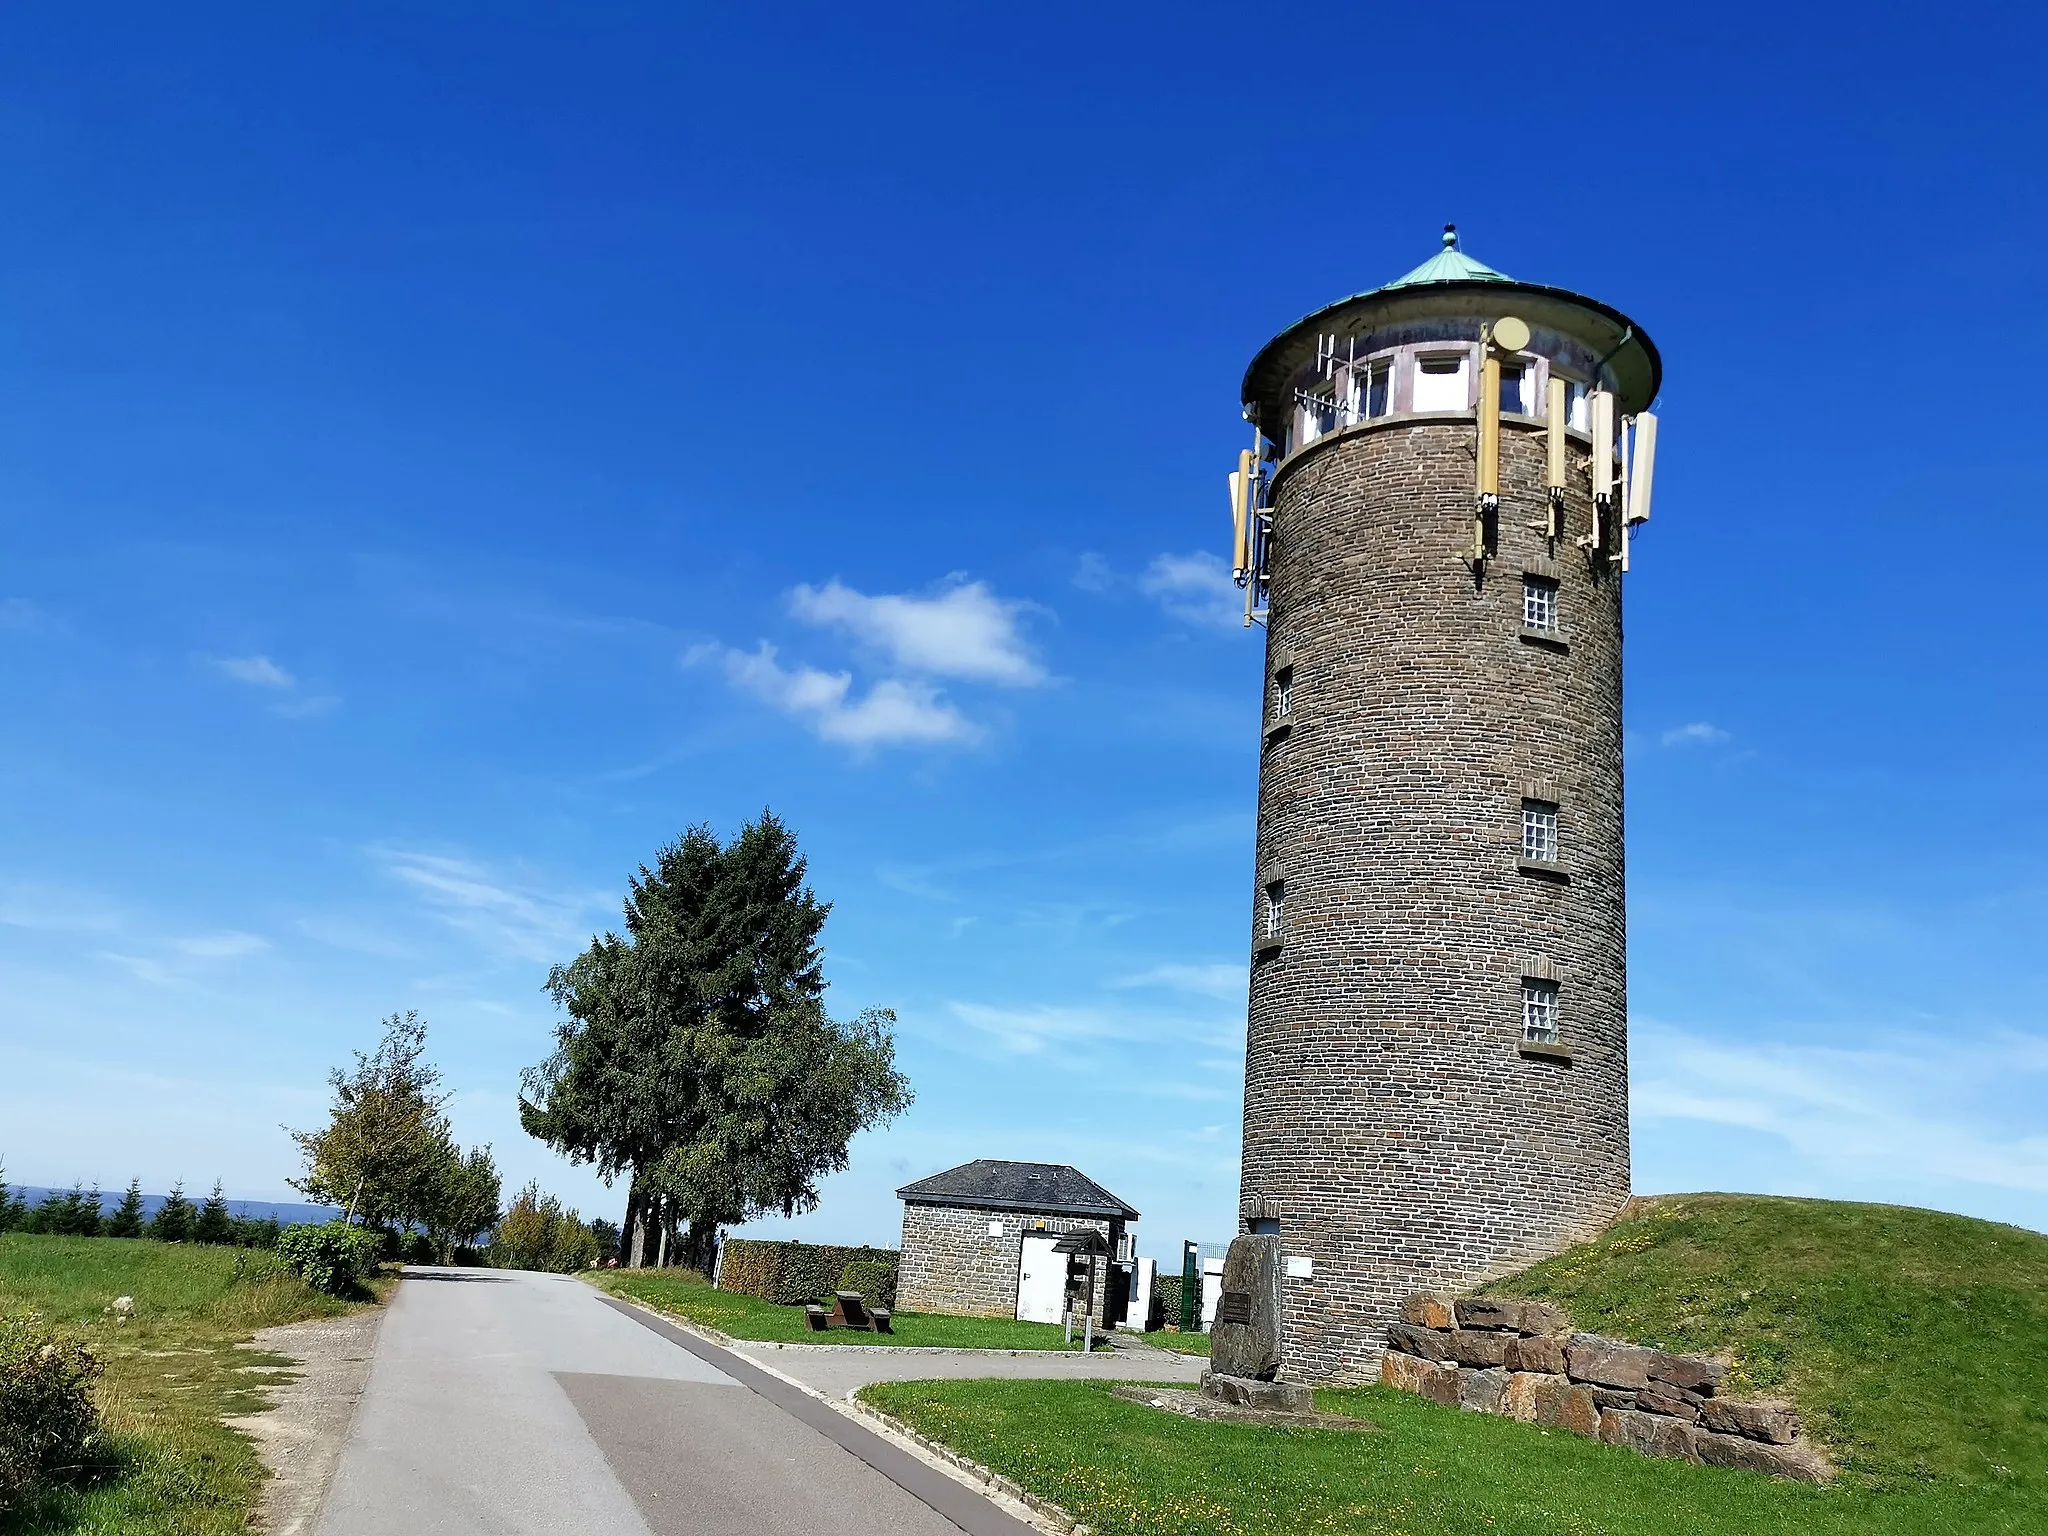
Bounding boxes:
1382 224 1511 290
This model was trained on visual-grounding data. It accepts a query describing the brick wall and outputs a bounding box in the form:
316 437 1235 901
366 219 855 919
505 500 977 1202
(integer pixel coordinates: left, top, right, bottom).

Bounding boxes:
894 1201 1120 1320
1242 415 1632 1383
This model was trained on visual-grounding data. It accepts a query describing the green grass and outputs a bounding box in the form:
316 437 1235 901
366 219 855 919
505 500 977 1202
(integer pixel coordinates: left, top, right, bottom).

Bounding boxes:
861 1379 2040 1536
1490 1194 2048 1493
0 1233 379 1536
859 1195 2048 1535
593 1269 1115 1350
1137 1327 1212 1356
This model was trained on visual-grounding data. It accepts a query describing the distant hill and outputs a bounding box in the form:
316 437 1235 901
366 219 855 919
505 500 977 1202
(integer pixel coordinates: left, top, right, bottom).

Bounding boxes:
7 1185 339 1227
1492 1193 2048 1496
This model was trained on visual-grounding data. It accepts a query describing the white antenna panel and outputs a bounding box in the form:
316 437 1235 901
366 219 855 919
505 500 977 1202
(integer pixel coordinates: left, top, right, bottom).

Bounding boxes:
1590 390 1615 506
1626 412 1657 524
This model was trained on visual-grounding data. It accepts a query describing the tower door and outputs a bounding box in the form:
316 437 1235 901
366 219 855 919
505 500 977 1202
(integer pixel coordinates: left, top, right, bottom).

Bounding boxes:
1016 1234 1065 1323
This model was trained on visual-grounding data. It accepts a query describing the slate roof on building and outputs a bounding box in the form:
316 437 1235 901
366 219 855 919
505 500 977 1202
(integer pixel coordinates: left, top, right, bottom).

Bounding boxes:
895 1160 1140 1220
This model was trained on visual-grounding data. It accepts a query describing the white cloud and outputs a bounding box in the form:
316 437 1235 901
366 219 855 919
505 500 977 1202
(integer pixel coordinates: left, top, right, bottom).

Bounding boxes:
210 654 295 689
1071 552 1116 594
0 881 123 934
1139 551 1242 629
1660 721 1731 747
702 642 976 747
788 578 1044 686
1634 1019 2048 1199
1112 962 1247 1001
375 848 608 964
174 931 271 960
96 951 176 987
271 694 340 721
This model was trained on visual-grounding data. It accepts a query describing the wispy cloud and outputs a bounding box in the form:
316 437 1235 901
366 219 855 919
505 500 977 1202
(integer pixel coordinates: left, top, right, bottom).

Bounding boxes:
1112 962 1246 1001
209 654 295 689
789 577 1044 686
0 881 123 934
174 931 271 960
374 847 609 963
1635 1019 2048 1198
1139 551 1242 629
697 642 976 747
943 999 1239 1068
1660 721 1731 747
96 951 176 987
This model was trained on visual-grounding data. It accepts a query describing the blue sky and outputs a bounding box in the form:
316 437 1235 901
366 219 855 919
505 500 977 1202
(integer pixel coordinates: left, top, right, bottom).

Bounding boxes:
2 4 2044 1255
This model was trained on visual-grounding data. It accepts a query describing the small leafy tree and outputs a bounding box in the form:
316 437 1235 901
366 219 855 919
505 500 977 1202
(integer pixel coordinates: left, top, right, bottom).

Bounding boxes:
427 1145 501 1260
487 1183 599 1273
0 1311 103 1510
193 1183 233 1246
105 1181 145 1239
276 1223 382 1297
149 1183 194 1243
289 1013 453 1229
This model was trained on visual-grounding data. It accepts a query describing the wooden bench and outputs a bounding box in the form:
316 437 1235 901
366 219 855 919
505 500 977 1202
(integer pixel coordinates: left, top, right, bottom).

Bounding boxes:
804 1303 831 1331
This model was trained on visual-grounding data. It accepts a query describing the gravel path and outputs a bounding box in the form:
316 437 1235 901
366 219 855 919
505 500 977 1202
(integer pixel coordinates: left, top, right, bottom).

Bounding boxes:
227 1306 387 1536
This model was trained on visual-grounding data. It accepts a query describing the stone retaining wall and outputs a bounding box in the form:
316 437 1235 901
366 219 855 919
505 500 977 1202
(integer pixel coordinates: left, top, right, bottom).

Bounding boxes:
1381 1294 1831 1482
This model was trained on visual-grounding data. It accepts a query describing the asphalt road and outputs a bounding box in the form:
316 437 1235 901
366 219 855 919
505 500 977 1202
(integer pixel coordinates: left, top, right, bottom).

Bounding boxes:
314 1267 1038 1536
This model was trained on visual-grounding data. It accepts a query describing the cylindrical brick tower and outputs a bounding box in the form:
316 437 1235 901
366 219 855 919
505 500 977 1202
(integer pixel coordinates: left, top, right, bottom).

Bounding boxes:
1232 228 1661 1383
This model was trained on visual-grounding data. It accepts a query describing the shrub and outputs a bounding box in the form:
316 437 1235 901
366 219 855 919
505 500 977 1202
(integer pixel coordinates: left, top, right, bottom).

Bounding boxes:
839 1259 897 1310
0 1311 103 1514
1150 1274 1182 1330
487 1183 600 1273
276 1222 382 1296
718 1239 898 1306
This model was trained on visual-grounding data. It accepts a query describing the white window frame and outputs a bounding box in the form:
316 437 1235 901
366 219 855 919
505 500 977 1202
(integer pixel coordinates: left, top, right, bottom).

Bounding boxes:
1522 800 1559 863
1412 349 1472 412
1362 357 1393 419
1522 575 1559 632
1556 371 1590 433
1263 880 1286 938
1498 358 1531 416
1521 980 1560 1044
1272 667 1293 722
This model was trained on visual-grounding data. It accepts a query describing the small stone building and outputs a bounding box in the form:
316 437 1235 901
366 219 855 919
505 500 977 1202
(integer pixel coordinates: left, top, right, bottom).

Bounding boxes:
895 1160 1139 1323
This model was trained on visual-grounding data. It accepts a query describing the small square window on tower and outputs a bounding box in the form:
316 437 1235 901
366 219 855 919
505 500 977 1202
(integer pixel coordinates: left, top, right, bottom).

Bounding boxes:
1522 980 1560 1045
1559 374 1590 433
1523 576 1559 632
1498 360 1530 415
1263 880 1286 938
1412 351 1470 411
1522 800 1559 863
1272 667 1293 722
1364 359 1392 419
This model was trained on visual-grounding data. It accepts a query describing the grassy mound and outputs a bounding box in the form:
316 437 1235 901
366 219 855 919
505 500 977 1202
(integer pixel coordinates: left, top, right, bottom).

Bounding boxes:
1491 1193 2048 1493
859 1195 2048 1534
0 1233 372 1535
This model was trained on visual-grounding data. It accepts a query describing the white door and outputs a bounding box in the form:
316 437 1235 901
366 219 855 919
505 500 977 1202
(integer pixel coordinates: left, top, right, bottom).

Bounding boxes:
1016 1235 1065 1323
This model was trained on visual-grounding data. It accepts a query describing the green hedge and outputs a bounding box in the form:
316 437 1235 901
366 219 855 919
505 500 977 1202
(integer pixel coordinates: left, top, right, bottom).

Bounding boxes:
719 1239 898 1306
839 1259 897 1310
1151 1274 1182 1330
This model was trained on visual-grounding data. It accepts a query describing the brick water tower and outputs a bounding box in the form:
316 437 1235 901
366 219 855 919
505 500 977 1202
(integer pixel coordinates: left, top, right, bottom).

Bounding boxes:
1228 227 1661 1383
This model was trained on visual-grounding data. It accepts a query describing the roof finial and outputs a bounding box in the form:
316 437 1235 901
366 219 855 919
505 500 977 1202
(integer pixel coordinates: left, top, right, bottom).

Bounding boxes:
1443 223 1459 250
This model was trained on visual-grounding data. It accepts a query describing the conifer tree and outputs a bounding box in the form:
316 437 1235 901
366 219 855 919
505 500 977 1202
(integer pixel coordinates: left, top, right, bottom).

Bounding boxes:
150 1181 195 1242
0 1161 22 1232
194 1181 233 1245
74 1185 104 1238
107 1179 145 1239
523 813 913 1270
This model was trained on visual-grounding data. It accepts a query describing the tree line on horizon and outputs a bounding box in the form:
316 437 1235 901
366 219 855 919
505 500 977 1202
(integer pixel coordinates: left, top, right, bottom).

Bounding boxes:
0 1165 284 1247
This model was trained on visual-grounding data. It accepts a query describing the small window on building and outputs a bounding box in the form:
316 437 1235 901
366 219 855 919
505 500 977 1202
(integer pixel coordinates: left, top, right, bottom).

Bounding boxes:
1299 391 1337 445
1364 359 1392 418
1263 880 1286 938
1523 576 1559 632
1498 360 1530 415
1559 375 1589 433
1522 800 1559 863
1522 980 1560 1045
1412 351 1470 411
1272 666 1293 722
1248 1217 1281 1236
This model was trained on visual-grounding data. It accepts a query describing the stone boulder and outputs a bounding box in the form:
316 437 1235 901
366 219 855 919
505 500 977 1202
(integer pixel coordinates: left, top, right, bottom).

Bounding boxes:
1564 1334 1659 1390
1531 1380 1601 1437
1401 1293 1456 1330
1500 1370 1564 1423
1599 1408 1703 1462
1202 1370 1313 1415
1385 1323 1452 1362
1208 1235 1283 1382
1380 1351 1459 1407
1696 1429 1832 1483
1454 1297 1567 1336
1699 1399 1801 1445
1635 1385 1702 1421
1458 1367 1509 1414
1444 1330 1511 1368
1503 1335 1565 1374
1649 1353 1726 1396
